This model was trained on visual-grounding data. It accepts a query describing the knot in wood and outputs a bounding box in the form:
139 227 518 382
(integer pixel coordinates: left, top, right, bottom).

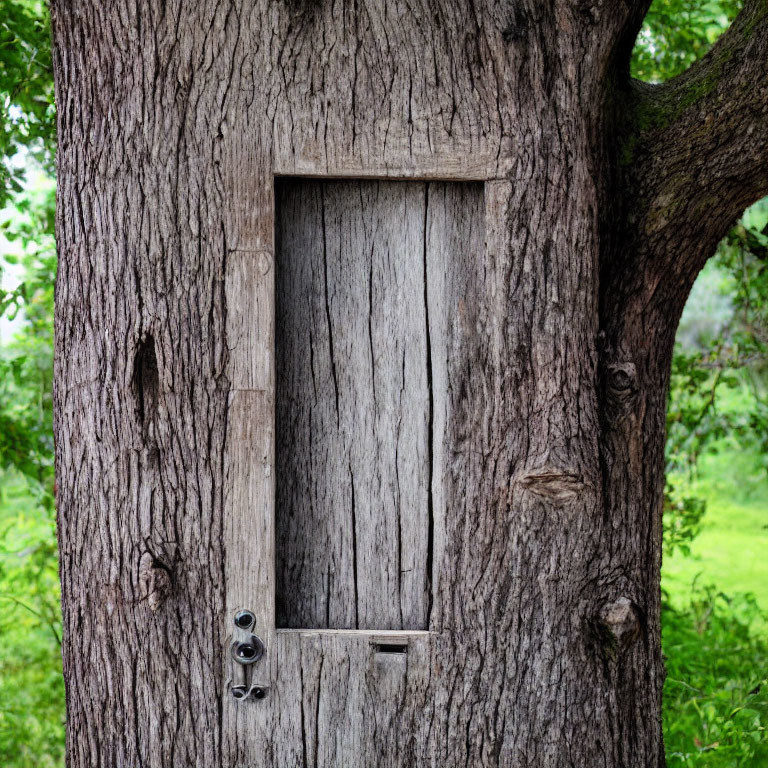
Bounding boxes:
604 361 638 419
500 9 528 42
598 596 640 653
574 0 602 24
518 467 585 503
138 551 172 612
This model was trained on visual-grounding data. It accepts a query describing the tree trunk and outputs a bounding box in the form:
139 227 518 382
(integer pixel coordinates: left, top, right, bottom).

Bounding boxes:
51 1 768 766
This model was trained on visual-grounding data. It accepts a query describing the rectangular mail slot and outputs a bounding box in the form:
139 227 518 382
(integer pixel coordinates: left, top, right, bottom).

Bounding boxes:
275 178 484 631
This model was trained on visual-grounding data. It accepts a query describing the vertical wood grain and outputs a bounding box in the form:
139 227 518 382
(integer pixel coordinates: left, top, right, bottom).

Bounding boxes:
275 180 484 632
275 179 429 630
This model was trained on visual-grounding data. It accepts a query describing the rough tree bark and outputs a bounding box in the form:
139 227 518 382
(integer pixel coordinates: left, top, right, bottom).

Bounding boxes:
51 1 768 766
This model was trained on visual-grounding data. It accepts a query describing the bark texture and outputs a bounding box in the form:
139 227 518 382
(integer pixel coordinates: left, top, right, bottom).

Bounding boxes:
51 0 768 766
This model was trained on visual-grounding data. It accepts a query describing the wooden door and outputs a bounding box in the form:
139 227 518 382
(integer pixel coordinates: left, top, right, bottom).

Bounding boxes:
225 178 485 765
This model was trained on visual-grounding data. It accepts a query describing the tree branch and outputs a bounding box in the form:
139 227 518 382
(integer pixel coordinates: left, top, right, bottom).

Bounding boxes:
618 0 768 296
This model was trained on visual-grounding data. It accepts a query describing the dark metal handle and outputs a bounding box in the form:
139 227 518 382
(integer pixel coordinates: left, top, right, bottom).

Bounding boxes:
229 609 268 701
231 635 265 665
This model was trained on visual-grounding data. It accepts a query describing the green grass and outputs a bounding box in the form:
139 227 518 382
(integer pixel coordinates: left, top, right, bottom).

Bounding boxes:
663 589 768 766
662 442 768 765
0 470 63 768
663 446 768 629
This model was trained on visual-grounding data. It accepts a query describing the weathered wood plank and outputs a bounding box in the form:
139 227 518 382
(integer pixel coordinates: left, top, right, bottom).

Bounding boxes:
275 179 432 630
226 249 274 392
221 388 276 761
223 389 275 663
273 151 500 181
424 181 486 632
267 630 434 768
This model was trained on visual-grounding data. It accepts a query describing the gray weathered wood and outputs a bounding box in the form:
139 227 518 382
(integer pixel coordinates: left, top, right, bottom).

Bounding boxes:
275 179 482 632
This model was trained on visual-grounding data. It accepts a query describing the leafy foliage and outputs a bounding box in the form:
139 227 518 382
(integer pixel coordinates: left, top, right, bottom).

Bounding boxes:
0 473 62 768
0 1 60 765
663 587 768 766
0 233 61 764
0 1 54 208
663 202 768 556
0 180 55 483
632 1 742 83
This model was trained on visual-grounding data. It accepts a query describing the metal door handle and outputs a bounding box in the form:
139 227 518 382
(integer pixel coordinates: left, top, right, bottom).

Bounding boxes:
228 609 268 701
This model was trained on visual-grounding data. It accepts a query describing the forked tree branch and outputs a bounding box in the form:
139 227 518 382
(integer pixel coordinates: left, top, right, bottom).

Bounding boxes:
617 0 768 296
